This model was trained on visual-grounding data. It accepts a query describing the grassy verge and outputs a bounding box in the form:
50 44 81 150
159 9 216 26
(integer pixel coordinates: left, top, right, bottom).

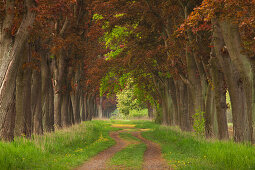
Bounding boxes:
0 120 116 170
108 132 146 169
139 121 255 170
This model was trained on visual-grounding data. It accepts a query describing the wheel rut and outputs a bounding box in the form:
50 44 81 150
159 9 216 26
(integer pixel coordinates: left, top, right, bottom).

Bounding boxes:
76 126 171 170
76 131 129 170
132 132 171 170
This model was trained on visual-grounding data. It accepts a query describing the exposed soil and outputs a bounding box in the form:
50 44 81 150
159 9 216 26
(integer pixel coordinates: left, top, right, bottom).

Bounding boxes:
76 131 129 170
132 132 171 170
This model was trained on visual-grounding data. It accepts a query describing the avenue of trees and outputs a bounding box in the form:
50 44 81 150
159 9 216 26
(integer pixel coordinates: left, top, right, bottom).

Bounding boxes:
0 0 255 143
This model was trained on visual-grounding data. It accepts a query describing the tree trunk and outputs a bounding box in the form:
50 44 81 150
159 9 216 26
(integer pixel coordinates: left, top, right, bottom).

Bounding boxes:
210 57 229 140
71 69 81 124
52 52 67 128
31 70 43 135
213 19 252 142
204 84 214 138
0 89 16 141
69 96 75 125
41 54 51 132
0 1 35 134
147 103 153 119
61 92 71 127
61 66 72 127
98 96 103 119
81 93 87 121
80 93 86 121
178 81 190 131
168 78 178 125
23 61 32 137
48 80 54 131
14 57 25 136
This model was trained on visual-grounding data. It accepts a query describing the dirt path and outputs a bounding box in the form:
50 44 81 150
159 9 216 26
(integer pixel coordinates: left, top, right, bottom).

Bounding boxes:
76 131 129 170
76 126 171 170
132 132 171 170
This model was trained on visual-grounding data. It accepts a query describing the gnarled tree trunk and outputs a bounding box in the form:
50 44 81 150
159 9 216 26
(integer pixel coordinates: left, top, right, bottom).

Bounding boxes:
0 1 35 139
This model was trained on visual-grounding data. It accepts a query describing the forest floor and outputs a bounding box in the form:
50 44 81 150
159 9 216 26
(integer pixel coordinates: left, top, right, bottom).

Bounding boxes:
1 120 255 170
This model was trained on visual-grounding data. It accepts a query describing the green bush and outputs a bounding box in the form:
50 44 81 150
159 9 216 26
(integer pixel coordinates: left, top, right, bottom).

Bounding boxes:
110 109 148 120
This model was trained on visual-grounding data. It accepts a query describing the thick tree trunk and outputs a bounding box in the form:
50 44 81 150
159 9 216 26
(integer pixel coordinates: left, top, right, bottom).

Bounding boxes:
178 81 190 131
62 66 72 127
41 55 51 132
71 69 81 124
0 1 35 133
80 94 86 121
23 62 32 137
61 92 71 127
48 80 54 131
187 87 195 128
52 52 67 128
82 93 87 121
168 78 178 125
14 58 25 136
162 93 170 125
204 86 213 138
69 96 75 125
211 58 229 140
204 85 214 138
186 51 202 127
31 70 43 135
213 19 252 142
0 89 16 141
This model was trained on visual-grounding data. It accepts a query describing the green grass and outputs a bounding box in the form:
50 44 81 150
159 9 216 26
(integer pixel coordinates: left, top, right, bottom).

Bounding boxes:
2 120 254 170
119 132 140 142
109 132 146 169
139 122 255 170
0 120 116 170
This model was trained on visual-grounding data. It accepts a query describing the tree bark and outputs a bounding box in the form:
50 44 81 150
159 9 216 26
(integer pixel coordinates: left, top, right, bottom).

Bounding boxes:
52 52 66 128
213 19 252 142
0 88 16 141
204 84 214 138
14 56 25 136
98 96 103 119
80 93 86 121
23 59 32 137
48 79 54 131
31 70 43 135
71 69 81 124
61 66 72 127
210 57 229 140
41 54 51 132
0 1 35 133
178 80 190 131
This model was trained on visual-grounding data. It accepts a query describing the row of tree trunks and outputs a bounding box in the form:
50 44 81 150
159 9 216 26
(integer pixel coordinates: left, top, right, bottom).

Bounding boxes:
0 43 98 141
212 19 253 142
